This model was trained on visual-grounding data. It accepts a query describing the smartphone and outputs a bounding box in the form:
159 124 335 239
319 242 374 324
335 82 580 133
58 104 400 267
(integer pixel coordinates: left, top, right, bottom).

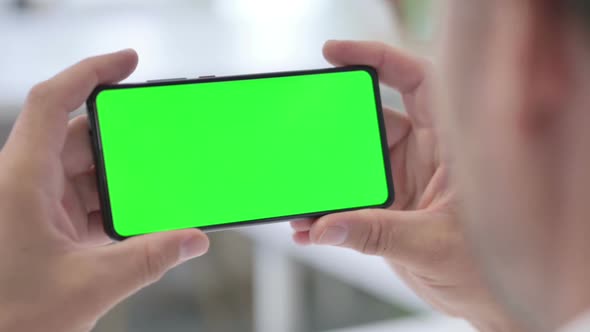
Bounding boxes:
87 66 394 240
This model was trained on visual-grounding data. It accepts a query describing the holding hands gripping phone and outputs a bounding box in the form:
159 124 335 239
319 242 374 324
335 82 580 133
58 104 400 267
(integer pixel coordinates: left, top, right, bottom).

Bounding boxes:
0 50 209 332
87 66 394 239
0 41 523 332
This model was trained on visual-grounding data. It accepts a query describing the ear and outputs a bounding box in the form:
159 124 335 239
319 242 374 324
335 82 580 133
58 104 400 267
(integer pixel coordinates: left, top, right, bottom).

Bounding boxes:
520 1 573 129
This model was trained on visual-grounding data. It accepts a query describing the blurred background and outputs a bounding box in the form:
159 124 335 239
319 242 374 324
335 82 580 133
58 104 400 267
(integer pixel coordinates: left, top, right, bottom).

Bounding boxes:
0 0 474 331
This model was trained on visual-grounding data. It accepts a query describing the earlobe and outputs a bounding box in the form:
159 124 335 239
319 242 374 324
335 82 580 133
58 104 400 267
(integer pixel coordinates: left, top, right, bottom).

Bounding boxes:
514 6 574 134
524 4 573 118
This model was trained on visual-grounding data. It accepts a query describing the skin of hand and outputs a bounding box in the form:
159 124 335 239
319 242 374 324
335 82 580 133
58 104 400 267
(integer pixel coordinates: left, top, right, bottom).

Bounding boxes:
436 2 590 331
291 40 523 332
0 50 209 332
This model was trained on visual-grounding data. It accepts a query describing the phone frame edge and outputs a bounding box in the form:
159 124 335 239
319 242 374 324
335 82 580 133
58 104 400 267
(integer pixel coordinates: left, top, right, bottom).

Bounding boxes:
86 65 395 241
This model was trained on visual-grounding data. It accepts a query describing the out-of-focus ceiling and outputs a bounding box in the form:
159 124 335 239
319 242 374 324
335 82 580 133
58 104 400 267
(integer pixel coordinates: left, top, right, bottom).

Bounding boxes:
0 0 398 111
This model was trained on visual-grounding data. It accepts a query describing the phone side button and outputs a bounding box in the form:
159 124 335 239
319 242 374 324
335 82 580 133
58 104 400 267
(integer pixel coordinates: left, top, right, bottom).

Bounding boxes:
146 77 187 83
198 75 216 79
96 134 103 152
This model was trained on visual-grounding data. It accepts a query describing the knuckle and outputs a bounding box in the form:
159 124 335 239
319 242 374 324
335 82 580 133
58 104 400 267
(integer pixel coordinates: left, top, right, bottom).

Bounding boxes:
139 242 171 284
359 210 389 256
27 81 53 105
369 40 389 51
375 44 389 69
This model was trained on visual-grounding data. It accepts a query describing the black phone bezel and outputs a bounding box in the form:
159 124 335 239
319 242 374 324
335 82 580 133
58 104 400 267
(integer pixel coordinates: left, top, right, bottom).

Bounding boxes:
86 65 395 240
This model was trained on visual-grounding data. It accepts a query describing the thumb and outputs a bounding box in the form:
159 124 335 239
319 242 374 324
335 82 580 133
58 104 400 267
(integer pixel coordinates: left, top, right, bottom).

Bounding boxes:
90 229 209 304
309 209 444 267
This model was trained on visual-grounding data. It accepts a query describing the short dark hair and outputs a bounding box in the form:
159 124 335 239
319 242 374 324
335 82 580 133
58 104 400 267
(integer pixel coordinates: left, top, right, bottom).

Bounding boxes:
568 0 590 27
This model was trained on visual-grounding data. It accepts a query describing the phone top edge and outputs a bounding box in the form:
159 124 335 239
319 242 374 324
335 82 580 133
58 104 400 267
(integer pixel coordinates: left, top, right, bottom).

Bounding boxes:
87 65 379 100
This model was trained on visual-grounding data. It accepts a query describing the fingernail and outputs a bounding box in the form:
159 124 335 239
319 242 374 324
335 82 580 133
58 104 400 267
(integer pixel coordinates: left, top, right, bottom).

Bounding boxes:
317 225 348 245
179 235 208 261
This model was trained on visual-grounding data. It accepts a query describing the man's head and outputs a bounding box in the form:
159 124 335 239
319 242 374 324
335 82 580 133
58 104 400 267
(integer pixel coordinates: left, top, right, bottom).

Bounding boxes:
569 0 590 26
437 1 590 331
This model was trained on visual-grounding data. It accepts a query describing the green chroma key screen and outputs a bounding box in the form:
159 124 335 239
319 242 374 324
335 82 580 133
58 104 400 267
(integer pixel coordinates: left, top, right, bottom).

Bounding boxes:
89 67 393 239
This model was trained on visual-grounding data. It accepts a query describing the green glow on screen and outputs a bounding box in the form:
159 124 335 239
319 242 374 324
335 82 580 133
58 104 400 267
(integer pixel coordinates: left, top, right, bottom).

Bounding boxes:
95 69 391 237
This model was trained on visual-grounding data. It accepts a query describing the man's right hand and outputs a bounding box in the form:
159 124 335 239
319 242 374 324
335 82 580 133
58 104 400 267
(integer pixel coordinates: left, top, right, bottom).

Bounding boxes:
291 40 522 332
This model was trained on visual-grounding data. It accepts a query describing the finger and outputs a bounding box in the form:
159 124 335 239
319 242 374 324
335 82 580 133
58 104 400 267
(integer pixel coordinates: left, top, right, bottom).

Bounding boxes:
89 229 209 305
86 211 112 246
382 107 411 148
289 218 315 232
323 40 426 94
62 115 94 178
7 49 138 159
292 231 312 246
73 170 100 213
308 208 453 269
60 178 88 238
323 41 432 128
